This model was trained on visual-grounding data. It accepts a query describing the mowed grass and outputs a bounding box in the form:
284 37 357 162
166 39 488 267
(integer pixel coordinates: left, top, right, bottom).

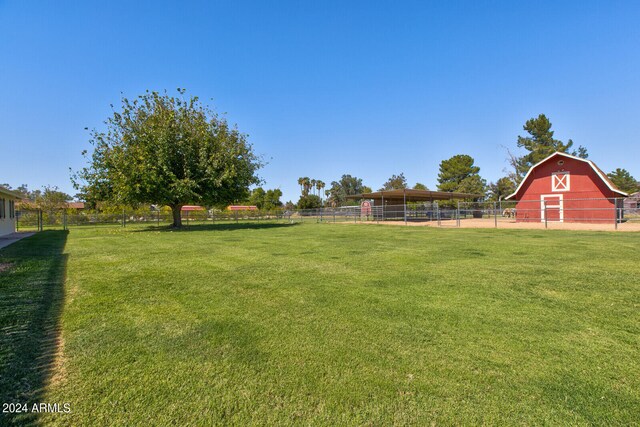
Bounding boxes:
2 224 639 425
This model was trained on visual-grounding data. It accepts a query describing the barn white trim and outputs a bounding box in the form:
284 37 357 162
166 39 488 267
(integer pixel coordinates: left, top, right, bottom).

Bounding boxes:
540 194 564 223
505 152 628 200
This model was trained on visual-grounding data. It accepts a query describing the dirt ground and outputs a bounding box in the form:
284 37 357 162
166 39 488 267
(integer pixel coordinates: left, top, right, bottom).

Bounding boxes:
350 218 640 232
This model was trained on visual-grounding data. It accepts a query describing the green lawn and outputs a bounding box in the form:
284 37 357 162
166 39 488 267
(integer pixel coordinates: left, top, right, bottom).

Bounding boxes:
1 224 639 425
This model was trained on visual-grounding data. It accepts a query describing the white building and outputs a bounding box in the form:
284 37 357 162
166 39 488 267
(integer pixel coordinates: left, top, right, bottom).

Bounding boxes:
0 186 21 237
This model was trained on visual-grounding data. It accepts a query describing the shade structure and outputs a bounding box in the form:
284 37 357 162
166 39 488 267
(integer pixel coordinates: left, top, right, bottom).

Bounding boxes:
347 189 482 206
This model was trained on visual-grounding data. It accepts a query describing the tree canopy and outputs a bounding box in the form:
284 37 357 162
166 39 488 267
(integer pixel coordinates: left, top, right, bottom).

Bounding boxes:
487 177 516 201
413 183 428 190
607 168 639 194
297 194 322 210
73 90 262 227
15 185 72 212
326 174 369 206
379 173 408 191
437 155 486 198
510 114 588 183
297 177 325 200
248 187 283 210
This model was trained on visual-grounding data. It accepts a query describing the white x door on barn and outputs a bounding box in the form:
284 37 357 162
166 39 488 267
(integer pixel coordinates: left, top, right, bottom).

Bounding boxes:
552 172 570 192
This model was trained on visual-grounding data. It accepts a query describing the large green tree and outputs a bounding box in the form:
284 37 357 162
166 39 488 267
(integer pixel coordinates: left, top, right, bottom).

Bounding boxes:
326 174 369 206
248 187 283 210
437 155 486 198
297 195 322 209
510 114 588 183
73 90 261 227
248 187 266 208
379 173 408 191
607 168 639 194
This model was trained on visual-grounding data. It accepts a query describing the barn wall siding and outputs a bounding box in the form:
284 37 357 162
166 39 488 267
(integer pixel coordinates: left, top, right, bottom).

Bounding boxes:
513 155 622 223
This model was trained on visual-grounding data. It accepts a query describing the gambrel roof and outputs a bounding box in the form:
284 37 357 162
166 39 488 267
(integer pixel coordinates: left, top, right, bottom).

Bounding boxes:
505 152 628 200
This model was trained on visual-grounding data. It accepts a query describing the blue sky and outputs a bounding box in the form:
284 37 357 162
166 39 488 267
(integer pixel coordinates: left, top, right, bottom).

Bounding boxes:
1 0 639 203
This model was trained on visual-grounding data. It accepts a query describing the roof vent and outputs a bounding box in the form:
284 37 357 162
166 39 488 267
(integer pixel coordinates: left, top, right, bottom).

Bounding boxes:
557 160 565 166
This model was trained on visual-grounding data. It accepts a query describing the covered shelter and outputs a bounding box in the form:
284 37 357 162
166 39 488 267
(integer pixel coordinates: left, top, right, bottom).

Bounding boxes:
347 189 483 221
349 189 482 205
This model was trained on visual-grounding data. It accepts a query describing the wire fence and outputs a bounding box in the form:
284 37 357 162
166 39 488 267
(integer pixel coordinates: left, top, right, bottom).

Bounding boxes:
15 197 640 232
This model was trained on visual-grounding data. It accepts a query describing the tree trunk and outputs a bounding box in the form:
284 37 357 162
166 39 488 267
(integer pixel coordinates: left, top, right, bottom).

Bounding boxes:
171 205 183 228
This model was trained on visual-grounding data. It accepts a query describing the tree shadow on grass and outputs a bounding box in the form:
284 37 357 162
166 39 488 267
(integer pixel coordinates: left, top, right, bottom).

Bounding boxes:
0 231 68 426
132 222 300 233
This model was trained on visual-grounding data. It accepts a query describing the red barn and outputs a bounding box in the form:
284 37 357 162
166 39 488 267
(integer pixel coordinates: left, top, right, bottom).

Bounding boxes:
505 152 627 224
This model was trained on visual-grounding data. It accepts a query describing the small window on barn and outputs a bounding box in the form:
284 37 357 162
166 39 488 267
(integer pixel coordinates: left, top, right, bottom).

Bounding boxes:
552 172 570 192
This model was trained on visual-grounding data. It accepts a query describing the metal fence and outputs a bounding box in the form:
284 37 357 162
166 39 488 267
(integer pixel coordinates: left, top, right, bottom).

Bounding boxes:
15 197 639 231
15 208 294 231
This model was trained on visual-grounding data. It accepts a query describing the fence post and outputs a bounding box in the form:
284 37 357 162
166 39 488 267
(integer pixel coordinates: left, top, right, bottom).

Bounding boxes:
39 210 43 231
615 199 619 230
403 191 407 225
437 202 441 227
544 201 548 229
235 210 238 223
63 210 67 231
494 202 497 228
457 201 460 227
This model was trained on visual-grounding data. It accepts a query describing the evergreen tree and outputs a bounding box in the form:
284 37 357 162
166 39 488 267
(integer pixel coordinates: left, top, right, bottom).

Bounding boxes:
607 169 639 194
510 114 588 183
437 154 486 198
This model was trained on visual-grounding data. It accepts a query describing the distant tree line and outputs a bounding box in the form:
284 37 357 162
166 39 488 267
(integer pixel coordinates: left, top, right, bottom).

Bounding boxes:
1 184 72 212
289 113 638 209
8 102 638 219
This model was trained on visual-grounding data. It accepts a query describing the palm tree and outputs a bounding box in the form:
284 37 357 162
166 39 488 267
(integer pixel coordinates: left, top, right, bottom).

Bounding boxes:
310 179 317 196
302 177 311 196
325 189 336 207
297 177 304 195
316 180 325 201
